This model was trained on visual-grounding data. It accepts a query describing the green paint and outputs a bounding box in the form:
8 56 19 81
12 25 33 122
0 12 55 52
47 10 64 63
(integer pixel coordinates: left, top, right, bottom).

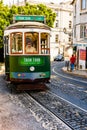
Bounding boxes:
14 15 45 22
9 55 50 72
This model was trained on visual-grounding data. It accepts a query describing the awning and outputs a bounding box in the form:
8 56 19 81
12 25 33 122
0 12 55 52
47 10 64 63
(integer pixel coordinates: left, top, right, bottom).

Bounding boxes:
73 43 87 47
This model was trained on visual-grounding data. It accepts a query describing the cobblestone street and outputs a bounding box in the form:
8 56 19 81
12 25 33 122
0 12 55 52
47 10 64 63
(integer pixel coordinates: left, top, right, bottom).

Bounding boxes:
0 62 87 130
0 74 46 130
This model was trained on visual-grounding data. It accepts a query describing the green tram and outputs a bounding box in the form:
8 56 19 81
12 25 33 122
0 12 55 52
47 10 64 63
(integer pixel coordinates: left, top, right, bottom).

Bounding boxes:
4 15 51 90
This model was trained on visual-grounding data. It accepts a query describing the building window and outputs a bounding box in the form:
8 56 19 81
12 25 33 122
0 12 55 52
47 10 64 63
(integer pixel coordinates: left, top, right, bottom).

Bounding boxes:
69 12 72 16
84 24 87 38
80 25 84 38
80 24 87 38
74 4 76 16
81 0 86 10
55 10 58 17
74 26 76 38
55 34 59 43
68 34 71 42
55 20 59 27
55 9 59 17
69 21 72 28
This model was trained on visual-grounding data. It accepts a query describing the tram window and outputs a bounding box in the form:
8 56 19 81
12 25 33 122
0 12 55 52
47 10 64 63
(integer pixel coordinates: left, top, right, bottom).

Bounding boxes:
10 32 22 54
41 33 50 54
24 32 38 54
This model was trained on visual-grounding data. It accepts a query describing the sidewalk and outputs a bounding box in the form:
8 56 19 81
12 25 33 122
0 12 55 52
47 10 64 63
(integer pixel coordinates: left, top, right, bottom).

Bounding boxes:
62 67 87 78
0 63 5 74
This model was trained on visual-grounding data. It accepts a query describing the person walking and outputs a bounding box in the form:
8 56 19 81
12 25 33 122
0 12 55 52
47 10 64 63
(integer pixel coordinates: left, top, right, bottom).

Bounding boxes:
70 54 76 71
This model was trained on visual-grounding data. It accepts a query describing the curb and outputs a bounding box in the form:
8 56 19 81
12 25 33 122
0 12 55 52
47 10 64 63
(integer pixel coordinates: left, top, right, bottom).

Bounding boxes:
62 67 87 78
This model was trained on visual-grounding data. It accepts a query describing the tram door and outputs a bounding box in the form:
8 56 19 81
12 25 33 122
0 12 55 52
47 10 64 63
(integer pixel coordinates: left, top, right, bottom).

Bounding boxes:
86 47 87 68
3 35 9 76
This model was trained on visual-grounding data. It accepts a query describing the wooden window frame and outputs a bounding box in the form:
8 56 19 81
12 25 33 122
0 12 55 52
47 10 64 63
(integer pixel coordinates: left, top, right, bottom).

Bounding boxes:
10 32 23 54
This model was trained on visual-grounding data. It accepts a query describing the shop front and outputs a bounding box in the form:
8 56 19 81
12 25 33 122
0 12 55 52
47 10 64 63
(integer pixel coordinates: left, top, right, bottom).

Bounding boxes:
73 43 87 70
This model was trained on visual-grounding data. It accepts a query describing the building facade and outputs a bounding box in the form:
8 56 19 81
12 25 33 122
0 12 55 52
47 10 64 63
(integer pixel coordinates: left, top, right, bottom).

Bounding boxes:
72 0 87 70
49 2 73 60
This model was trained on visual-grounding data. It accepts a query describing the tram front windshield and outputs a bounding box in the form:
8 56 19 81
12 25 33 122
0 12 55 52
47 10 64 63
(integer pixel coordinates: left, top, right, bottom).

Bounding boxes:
10 32 50 54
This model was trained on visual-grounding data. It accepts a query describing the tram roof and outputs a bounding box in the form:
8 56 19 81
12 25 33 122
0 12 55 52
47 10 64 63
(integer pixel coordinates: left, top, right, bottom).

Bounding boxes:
5 21 51 31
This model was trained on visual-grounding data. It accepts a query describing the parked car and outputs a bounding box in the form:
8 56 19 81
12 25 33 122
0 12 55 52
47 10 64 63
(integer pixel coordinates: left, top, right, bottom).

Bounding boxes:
54 54 64 61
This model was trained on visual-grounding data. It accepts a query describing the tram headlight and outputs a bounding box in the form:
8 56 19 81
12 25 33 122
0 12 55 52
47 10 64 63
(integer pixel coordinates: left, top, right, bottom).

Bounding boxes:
22 73 25 77
30 66 35 71
40 73 46 77
18 73 21 77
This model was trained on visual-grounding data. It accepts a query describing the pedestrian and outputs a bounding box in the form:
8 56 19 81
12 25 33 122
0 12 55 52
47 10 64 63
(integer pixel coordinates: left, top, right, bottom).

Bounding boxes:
65 57 70 71
70 54 76 71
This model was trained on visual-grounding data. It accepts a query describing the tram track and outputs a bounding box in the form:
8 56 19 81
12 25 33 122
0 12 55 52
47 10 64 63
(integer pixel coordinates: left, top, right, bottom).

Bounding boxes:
28 89 87 130
50 73 87 111
16 92 72 130
8 80 87 129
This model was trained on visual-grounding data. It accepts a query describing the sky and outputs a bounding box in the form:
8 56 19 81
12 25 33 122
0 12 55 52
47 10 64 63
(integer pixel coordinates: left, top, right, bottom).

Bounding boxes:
3 0 68 5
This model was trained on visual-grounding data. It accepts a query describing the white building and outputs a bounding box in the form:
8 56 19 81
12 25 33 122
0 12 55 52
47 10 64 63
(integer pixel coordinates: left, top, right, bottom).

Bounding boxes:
71 0 87 70
49 2 73 60
10 0 73 61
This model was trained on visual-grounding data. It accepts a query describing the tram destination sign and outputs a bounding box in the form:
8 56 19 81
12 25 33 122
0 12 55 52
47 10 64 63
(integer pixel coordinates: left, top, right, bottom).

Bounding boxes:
19 57 44 66
14 15 45 23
